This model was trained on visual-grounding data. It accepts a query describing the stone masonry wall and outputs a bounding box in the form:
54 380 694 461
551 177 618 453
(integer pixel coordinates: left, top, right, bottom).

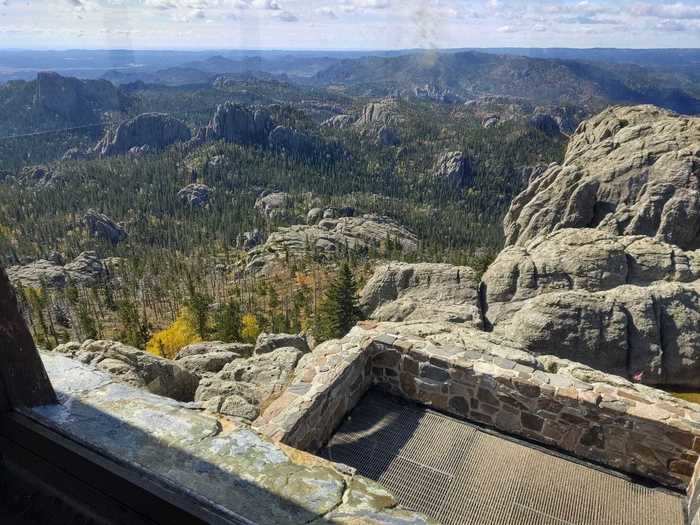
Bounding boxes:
253 335 374 451
256 324 700 491
371 335 700 490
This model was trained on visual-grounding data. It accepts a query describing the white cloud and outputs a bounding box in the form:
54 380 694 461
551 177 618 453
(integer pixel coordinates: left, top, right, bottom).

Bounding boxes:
316 6 336 18
274 9 297 21
632 2 700 20
496 24 517 33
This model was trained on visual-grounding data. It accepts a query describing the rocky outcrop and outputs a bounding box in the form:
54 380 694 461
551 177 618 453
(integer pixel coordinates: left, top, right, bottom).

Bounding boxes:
206 102 273 145
237 229 264 251
7 251 108 288
483 228 700 324
268 126 315 156
18 165 64 188
34 72 125 123
355 99 403 146
254 191 292 220
321 114 354 129
504 105 700 249
432 151 471 187
175 341 253 376
360 262 482 326
481 105 700 388
195 347 303 420
53 340 199 401
177 183 210 208
83 209 127 244
246 215 418 274
254 332 310 355
96 113 191 157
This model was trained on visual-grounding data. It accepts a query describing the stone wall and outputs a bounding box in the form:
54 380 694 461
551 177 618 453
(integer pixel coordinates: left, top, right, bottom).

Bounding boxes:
256 323 700 491
253 334 375 451
370 334 700 490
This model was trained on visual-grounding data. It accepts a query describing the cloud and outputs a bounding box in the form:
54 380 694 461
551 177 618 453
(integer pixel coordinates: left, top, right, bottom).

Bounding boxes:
252 0 280 10
632 2 700 20
274 9 297 22
316 6 337 19
496 24 517 33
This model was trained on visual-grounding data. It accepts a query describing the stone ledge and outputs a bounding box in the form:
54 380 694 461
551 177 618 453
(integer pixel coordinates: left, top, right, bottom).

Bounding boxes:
36 352 435 525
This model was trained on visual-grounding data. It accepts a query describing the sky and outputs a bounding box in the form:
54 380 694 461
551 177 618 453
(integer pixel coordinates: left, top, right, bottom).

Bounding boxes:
1 0 700 50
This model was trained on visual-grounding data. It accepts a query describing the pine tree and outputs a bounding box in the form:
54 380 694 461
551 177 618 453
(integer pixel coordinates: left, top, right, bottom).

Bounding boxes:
318 262 363 342
213 299 242 343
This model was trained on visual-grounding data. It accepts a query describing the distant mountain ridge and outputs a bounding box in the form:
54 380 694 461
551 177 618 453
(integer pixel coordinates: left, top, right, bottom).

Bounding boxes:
310 50 700 115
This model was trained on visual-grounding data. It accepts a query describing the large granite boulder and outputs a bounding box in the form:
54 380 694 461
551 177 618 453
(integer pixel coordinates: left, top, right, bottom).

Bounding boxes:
321 114 354 129
483 228 700 324
96 113 191 157
83 209 127 244
360 262 482 326
195 347 303 420
177 183 210 208
481 105 700 388
504 105 700 249
432 151 471 187
246 215 418 274
254 332 310 355
206 102 273 145
254 192 292 220
175 341 253 376
53 340 199 401
494 281 700 388
7 251 108 288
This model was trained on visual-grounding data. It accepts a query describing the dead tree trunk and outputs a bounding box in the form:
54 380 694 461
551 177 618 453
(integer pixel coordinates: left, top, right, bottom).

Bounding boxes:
0 267 57 410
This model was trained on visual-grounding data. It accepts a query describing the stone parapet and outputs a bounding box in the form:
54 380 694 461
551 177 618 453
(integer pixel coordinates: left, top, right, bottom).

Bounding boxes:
253 333 375 452
257 321 700 491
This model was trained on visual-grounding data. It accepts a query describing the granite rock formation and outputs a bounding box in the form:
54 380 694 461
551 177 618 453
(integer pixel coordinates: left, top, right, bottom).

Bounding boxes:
432 151 471 187
195 347 304 420
177 183 210 208
504 105 700 249
83 209 127 244
206 102 273 145
246 215 418 273
360 262 482 326
482 105 700 387
7 251 108 288
96 113 191 157
254 332 310 355
175 341 254 377
53 340 199 401
254 191 292 220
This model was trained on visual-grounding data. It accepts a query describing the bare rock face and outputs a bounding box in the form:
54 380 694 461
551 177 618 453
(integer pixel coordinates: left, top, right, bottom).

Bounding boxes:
177 183 210 208
195 347 303 420
206 102 273 145
321 114 354 129
34 72 125 123
246 215 418 274
254 332 310 355
483 228 700 325
83 209 127 244
432 151 471 187
504 105 700 249
7 251 108 288
175 342 253 376
254 191 292 220
268 126 315 156
96 113 191 157
360 262 482 326
53 340 199 401
482 105 700 388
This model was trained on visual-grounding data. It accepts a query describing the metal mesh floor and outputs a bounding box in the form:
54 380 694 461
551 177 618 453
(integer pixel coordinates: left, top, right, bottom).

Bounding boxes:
320 390 685 525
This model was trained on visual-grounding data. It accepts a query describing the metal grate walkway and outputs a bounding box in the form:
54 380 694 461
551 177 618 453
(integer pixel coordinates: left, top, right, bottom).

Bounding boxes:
320 390 685 525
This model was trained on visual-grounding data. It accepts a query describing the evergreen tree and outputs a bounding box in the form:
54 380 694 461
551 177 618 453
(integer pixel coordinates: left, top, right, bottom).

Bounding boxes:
318 262 363 342
213 299 242 343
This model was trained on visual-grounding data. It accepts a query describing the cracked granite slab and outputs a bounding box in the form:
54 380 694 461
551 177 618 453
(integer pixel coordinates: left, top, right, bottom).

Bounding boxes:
34 353 436 525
